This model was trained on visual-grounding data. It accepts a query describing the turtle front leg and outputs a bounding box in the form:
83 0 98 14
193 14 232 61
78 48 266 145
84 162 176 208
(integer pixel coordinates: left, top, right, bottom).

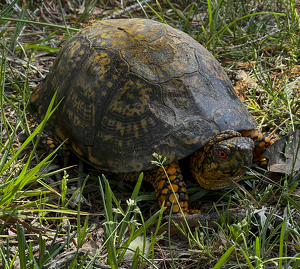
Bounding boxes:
145 162 199 214
241 130 273 166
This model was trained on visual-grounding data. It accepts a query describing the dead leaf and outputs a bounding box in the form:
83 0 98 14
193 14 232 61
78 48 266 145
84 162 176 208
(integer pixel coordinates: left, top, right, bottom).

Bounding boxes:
235 61 257 68
82 238 99 256
264 129 300 174
236 69 258 87
236 70 248 81
234 81 246 101
219 230 227 246
291 65 300 74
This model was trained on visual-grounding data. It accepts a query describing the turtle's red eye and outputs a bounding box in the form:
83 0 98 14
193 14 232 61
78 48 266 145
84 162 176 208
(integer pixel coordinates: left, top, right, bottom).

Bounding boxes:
218 150 227 159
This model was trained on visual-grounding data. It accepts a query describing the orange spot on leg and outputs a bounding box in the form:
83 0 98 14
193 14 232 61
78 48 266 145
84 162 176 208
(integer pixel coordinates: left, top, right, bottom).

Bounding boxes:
166 166 176 175
169 184 178 192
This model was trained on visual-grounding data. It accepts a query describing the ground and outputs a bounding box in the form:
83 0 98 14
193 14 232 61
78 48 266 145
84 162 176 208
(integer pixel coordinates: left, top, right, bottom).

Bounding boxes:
0 0 300 268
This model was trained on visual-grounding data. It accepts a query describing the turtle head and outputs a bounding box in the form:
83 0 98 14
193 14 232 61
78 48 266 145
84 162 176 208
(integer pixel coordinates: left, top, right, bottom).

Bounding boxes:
190 130 254 190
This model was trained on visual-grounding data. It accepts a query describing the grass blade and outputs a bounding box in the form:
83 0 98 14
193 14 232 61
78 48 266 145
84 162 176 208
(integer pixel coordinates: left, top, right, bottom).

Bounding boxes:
212 245 235 269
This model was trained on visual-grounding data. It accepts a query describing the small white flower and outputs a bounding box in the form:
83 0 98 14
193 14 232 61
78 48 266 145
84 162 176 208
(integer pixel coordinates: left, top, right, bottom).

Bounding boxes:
130 219 141 227
133 207 141 214
126 199 135 206
102 221 115 226
112 208 124 215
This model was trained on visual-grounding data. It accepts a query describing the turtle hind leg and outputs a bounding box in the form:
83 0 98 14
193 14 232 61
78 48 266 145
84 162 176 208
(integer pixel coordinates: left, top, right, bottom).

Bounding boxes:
27 114 70 166
145 162 198 215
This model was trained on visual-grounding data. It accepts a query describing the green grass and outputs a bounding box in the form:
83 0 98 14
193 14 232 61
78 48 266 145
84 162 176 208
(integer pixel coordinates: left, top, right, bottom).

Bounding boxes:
0 0 300 268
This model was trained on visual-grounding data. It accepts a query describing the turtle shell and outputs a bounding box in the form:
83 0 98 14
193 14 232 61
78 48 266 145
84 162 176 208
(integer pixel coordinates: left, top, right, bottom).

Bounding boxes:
30 18 257 173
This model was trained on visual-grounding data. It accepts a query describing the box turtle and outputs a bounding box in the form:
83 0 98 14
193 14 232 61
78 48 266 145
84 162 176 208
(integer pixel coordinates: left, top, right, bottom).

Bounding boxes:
30 19 272 214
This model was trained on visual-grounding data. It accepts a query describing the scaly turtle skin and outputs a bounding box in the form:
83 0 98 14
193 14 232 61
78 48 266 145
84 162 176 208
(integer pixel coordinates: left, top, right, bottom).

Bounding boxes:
30 19 272 214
